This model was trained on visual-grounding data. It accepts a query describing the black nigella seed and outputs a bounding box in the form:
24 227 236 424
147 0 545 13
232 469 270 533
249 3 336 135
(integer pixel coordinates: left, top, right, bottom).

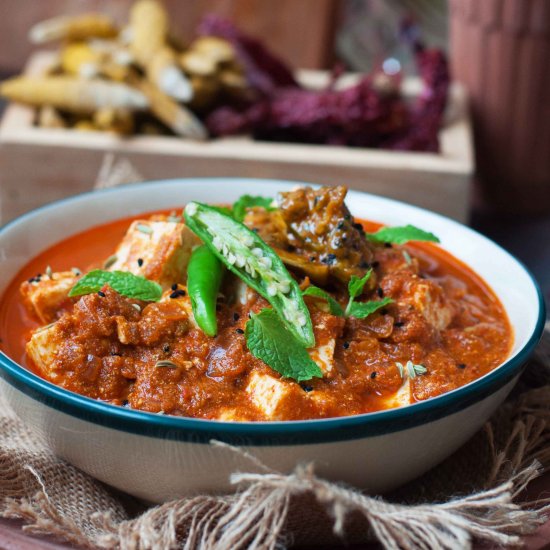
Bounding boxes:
309 256 316 262
370 372 377 379
384 242 393 248
287 245 296 252
322 253 337 265
233 312 240 321
343 341 350 350
163 344 170 353
122 400 130 407
301 385 314 392
372 261 380 268
457 363 467 369
171 283 178 291
337 221 345 230
236 328 244 334
137 258 144 267
394 321 405 327
98 291 106 297
377 287 384 298
169 291 179 299
360 261 371 269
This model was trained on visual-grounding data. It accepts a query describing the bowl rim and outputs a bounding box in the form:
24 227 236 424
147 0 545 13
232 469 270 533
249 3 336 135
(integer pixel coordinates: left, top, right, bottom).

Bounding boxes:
0 178 545 445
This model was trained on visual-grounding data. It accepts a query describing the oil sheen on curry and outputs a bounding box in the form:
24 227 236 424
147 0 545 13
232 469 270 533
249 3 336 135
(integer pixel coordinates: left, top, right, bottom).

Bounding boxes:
0 186 512 421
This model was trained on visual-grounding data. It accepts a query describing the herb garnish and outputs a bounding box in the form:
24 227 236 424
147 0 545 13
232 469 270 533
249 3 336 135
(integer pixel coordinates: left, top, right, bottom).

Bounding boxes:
245 309 322 382
396 361 428 379
232 195 276 222
184 202 314 347
303 269 393 320
366 225 439 245
302 286 345 316
68 270 162 302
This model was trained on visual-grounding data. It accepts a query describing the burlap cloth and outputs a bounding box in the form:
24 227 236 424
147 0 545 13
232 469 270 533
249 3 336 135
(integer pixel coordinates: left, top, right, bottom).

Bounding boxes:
1 159 549 549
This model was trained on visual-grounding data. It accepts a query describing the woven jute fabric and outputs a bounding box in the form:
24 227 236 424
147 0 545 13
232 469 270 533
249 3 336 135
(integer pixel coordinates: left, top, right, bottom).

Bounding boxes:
0 160 548 549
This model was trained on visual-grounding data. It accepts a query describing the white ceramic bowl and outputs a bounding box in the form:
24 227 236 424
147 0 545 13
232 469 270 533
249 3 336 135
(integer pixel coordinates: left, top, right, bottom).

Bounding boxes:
0 179 544 502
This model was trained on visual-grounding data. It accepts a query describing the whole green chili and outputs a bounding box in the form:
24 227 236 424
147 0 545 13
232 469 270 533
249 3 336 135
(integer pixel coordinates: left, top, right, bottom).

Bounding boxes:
187 244 223 337
184 202 315 347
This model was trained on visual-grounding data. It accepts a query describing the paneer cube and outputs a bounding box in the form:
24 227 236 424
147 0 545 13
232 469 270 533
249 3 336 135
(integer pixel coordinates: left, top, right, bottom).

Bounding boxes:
411 281 454 331
382 378 412 408
20 271 78 323
108 220 200 289
26 322 64 380
215 408 250 421
159 285 198 329
309 339 336 376
307 311 344 377
245 371 302 420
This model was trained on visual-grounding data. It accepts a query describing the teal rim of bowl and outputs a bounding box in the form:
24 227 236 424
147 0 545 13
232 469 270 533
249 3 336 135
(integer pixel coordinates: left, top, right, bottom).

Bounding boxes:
0 179 546 446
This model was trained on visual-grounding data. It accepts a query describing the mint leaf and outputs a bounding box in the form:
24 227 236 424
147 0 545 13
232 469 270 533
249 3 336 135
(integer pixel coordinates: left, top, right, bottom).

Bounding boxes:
212 205 233 217
303 286 345 317
348 269 372 301
245 309 322 382
366 225 440 245
68 269 162 301
347 297 393 319
232 195 275 222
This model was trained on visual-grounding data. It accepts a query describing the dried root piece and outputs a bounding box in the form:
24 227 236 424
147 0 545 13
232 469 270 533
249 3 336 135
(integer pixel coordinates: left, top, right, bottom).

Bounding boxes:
0 77 148 114
189 75 220 111
36 105 66 129
133 78 206 139
74 119 96 131
93 108 134 134
180 51 218 77
192 36 236 65
29 13 118 44
181 36 246 109
129 0 192 102
60 42 102 78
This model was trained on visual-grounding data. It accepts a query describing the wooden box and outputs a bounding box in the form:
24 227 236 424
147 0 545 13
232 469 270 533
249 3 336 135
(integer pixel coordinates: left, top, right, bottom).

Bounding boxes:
0 52 474 224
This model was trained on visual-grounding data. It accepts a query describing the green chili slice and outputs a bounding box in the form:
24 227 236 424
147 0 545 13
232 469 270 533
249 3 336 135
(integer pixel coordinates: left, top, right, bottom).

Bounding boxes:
187 245 224 337
184 202 315 348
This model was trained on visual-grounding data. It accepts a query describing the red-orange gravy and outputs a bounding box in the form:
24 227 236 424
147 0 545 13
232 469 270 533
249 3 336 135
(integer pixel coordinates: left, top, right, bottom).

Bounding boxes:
0 211 512 420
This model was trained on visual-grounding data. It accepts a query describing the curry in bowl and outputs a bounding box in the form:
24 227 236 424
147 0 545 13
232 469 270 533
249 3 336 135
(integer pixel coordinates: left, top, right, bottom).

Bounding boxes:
0 186 512 421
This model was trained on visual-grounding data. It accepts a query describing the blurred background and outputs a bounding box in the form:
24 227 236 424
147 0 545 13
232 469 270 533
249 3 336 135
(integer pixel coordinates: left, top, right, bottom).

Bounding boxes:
0 0 549 311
